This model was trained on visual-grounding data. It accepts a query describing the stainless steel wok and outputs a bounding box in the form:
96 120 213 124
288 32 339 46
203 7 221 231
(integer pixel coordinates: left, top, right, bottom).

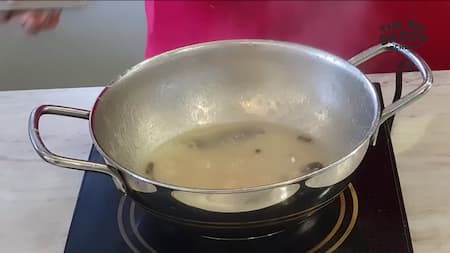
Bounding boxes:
29 40 432 237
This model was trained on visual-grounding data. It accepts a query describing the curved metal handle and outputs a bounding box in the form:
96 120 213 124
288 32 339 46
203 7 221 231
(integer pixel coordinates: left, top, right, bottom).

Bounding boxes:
28 105 126 192
349 42 433 125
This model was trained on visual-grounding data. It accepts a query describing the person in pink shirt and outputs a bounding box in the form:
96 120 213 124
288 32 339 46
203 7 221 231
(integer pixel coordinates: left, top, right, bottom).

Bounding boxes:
143 1 444 73
144 1 369 59
1 1 448 73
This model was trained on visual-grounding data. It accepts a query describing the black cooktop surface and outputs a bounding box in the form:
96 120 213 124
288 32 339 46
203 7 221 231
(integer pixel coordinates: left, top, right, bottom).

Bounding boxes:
64 84 413 253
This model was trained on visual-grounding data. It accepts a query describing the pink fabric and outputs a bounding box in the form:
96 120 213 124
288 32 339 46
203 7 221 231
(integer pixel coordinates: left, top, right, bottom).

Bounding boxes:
144 1 371 59
144 1 450 73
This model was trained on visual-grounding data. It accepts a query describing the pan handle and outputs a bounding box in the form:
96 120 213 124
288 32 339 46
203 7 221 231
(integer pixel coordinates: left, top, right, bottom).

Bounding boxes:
348 42 433 125
28 105 126 192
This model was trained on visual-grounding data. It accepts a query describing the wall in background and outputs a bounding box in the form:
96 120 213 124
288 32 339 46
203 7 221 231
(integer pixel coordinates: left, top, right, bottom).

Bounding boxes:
0 1 146 91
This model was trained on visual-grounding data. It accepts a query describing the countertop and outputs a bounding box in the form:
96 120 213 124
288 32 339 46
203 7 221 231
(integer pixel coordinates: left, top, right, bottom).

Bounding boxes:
1 70 449 253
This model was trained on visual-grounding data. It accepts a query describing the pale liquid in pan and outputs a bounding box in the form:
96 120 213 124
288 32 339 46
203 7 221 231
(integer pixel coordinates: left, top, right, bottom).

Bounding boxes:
144 121 327 189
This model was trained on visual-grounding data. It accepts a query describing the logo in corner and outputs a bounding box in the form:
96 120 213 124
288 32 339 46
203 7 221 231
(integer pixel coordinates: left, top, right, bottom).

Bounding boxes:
379 19 427 49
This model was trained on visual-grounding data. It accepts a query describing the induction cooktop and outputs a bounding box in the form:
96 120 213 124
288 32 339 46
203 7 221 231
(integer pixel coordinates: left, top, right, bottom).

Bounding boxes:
64 83 413 253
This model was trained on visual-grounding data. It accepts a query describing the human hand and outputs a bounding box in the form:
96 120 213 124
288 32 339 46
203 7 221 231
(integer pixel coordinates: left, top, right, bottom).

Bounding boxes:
0 1 61 35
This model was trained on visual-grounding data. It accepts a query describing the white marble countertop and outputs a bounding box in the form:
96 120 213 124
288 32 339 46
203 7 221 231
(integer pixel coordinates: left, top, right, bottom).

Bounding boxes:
1 70 449 253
